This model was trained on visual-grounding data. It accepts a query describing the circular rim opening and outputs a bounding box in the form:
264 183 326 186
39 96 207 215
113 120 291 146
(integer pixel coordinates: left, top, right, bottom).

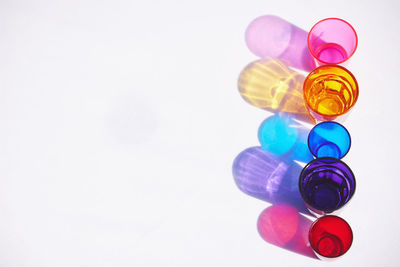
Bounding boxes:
307 17 358 65
298 157 356 213
308 215 353 258
303 64 359 118
307 121 352 159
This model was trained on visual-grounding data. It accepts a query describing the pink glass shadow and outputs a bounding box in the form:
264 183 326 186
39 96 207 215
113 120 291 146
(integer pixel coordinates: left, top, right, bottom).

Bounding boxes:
308 18 358 65
245 15 315 71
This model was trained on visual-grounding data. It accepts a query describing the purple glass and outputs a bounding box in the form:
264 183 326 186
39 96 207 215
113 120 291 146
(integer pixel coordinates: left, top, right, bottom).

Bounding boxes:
298 157 355 216
232 146 309 214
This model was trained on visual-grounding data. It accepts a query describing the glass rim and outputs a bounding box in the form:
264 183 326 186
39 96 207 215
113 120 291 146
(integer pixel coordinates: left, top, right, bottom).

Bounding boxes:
303 64 359 118
307 121 352 159
307 17 358 65
308 215 354 258
298 157 356 213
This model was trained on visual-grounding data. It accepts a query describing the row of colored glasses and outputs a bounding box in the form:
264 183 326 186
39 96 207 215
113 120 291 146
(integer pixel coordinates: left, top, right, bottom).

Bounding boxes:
234 16 359 259
299 121 355 258
298 18 359 259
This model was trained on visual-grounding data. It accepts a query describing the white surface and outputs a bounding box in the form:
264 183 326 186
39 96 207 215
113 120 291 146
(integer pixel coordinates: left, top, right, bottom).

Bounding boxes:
0 0 399 266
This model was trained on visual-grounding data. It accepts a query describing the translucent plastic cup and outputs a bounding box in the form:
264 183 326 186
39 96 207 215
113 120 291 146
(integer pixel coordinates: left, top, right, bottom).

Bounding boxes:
309 215 353 259
308 121 351 159
303 65 359 121
298 157 356 216
308 18 358 65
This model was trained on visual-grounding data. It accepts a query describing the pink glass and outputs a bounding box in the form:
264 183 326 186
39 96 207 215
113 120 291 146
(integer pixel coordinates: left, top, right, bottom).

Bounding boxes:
308 18 358 65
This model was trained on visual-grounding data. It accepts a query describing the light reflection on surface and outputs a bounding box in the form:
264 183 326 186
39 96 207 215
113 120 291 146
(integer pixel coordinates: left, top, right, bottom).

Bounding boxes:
238 59 315 124
257 113 313 163
257 204 318 259
232 146 311 215
245 15 316 71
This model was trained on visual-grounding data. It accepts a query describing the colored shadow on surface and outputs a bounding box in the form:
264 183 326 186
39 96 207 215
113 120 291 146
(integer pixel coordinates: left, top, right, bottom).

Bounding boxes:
238 59 315 124
245 15 316 71
258 113 313 163
233 146 311 215
257 204 318 259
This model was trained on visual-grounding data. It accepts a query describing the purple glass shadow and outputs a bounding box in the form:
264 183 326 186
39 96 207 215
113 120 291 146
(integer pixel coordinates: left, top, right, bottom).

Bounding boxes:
298 157 355 216
232 147 309 214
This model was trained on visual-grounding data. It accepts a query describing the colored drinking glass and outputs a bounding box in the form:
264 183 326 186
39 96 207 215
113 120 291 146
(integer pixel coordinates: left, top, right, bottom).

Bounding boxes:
309 215 353 258
308 18 358 65
303 65 358 121
298 157 355 215
308 121 351 159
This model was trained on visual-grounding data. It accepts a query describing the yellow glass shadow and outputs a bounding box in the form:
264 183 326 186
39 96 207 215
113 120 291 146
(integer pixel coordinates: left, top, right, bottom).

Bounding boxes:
238 59 314 123
303 65 358 121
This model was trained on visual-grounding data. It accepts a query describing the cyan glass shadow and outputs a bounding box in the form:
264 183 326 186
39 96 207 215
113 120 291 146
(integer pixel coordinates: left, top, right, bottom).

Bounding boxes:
258 113 314 163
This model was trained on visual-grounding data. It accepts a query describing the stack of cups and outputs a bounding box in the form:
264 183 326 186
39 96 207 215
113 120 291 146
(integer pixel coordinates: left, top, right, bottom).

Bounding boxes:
300 18 358 259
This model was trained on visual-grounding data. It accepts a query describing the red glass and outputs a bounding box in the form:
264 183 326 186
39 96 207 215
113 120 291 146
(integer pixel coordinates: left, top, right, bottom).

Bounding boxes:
309 215 353 258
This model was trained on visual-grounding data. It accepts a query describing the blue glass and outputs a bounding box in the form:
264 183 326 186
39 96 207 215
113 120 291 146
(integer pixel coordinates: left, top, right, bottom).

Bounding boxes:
258 113 299 156
308 121 351 159
298 157 355 216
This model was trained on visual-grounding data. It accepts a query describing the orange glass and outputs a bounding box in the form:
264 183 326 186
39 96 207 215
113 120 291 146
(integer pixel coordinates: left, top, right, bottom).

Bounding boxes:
303 65 358 121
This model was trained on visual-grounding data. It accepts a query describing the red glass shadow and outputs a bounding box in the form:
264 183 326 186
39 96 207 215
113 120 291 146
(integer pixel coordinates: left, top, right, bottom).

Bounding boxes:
257 204 318 259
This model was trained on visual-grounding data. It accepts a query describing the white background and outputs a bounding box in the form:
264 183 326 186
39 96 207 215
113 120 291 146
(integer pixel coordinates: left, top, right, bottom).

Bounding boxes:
0 0 399 266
